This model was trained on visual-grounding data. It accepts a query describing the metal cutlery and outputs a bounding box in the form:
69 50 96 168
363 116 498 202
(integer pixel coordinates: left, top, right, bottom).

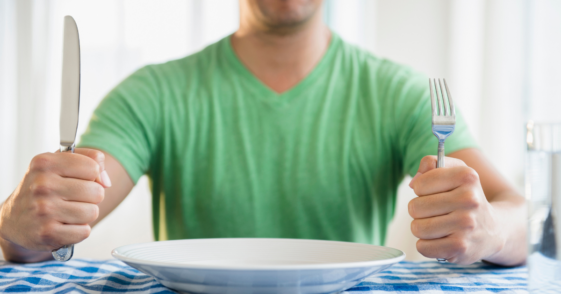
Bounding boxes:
429 78 456 263
52 15 81 262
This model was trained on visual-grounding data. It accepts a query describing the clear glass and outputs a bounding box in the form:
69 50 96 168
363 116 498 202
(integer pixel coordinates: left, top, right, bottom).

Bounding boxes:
526 122 561 293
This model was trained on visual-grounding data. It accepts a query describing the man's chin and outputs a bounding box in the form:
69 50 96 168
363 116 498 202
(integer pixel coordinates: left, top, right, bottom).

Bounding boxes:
265 17 308 30
252 0 320 33
258 11 318 34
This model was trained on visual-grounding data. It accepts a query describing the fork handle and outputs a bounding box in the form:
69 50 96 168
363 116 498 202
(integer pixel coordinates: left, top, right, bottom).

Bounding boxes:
436 141 447 263
437 141 445 168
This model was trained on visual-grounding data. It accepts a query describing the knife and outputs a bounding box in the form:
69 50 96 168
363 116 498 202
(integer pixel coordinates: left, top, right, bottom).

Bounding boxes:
52 15 81 262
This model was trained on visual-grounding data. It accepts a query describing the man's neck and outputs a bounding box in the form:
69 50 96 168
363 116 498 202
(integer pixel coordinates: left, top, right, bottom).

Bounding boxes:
231 13 331 94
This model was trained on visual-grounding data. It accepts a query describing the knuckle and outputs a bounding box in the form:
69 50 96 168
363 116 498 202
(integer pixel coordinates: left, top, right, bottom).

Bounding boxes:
462 191 481 209
69 225 91 244
83 182 104 204
86 162 100 178
416 240 429 256
30 176 53 197
91 150 105 164
87 205 100 223
452 238 469 255
33 199 52 218
408 200 416 218
419 156 436 171
80 225 92 240
37 224 57 247
30 154 53 172
76 204 99 224
92 184 105 204
459 213 476 231
413 185 423 196
461 168 479 185
410 220 421 237
421 155 434 165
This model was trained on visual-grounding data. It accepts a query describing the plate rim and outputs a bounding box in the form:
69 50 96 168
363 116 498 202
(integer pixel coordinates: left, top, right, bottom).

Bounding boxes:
111 238 406 271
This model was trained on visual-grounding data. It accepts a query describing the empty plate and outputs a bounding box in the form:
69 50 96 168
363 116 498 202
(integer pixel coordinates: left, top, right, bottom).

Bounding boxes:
112 238 405 294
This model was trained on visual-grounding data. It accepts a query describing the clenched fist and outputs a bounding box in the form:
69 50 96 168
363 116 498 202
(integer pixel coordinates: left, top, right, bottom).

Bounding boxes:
408 155 505 265
0 149 111 260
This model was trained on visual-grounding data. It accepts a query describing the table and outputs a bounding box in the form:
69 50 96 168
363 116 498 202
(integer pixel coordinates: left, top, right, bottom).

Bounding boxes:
0 259 527 293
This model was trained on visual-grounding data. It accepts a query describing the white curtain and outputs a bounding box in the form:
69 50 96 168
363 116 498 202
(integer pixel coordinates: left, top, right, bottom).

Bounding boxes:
1 0 559 260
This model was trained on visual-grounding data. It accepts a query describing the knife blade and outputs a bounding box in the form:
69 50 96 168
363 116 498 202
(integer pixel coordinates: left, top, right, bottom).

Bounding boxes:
52 15 81 262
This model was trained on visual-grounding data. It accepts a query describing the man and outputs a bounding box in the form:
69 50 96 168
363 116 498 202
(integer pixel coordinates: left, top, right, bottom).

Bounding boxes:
0 0 525 265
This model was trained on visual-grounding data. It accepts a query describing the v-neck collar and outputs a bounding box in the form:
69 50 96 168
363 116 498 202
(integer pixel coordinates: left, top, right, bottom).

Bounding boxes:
223 32 340 105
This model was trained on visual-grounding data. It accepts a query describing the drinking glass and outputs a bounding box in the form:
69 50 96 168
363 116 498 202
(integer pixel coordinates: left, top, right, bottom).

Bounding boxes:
526 122 561 293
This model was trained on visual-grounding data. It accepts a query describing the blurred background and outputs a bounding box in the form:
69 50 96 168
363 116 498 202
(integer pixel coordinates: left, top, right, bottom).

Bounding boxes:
0 0 560 261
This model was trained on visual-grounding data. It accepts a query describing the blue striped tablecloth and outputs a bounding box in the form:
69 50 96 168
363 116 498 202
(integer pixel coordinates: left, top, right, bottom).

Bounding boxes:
0 259 527 293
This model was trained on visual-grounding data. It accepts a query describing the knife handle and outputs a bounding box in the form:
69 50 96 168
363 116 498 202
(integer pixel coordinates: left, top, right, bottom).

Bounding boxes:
52 144 75 262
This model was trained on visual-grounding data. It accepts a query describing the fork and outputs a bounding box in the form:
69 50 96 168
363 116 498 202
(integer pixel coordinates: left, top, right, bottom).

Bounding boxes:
429 78 456 263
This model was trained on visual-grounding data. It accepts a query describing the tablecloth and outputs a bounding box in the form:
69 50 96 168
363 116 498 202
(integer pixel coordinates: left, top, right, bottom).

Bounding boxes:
0 259 528 293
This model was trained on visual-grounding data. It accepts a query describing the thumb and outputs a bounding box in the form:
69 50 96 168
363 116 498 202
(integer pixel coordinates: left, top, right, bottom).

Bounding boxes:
409 155 466 188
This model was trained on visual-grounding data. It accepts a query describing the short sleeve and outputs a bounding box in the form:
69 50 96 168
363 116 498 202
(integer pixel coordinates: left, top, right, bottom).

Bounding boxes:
386 66 478 177
78 66 161 183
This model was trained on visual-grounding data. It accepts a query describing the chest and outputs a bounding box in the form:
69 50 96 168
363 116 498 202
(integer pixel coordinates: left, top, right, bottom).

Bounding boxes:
166 84 393 190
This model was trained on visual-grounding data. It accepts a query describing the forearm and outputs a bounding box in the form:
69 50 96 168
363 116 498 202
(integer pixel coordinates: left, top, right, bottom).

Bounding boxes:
483 192 526 266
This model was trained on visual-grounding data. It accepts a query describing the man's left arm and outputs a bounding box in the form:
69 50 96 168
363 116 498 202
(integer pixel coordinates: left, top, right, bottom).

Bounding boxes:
408 148 526 266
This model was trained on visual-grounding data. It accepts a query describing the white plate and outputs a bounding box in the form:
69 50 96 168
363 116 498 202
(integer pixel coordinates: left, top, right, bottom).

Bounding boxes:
112 238 405 294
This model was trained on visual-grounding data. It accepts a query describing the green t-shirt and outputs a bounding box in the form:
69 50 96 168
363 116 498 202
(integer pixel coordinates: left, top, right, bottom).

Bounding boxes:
79 33 477 245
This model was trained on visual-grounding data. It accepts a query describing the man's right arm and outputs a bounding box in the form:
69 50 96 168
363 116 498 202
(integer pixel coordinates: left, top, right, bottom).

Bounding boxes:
0 149 133 263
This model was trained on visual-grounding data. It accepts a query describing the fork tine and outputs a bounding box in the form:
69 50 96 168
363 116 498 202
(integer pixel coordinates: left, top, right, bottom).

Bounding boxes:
437 79 448 116
443 79 455 116
429 79 437 117
435 79 444 116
